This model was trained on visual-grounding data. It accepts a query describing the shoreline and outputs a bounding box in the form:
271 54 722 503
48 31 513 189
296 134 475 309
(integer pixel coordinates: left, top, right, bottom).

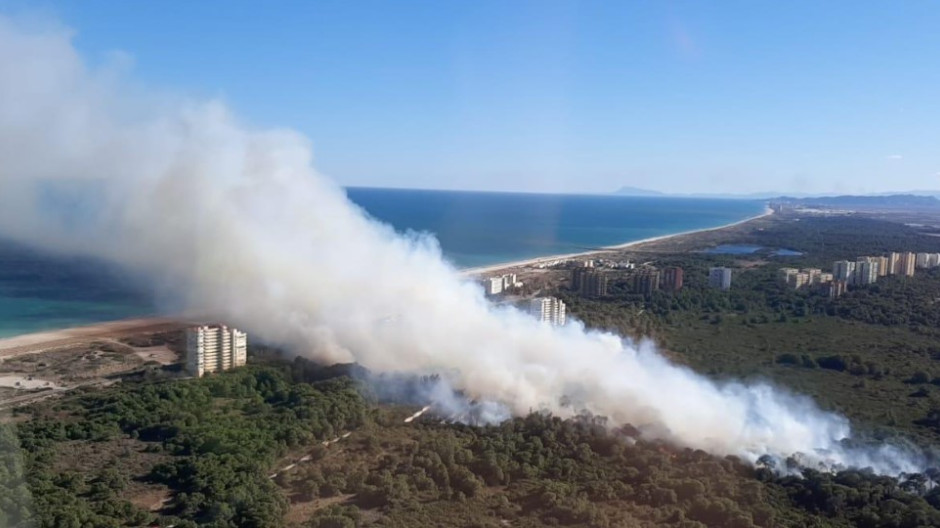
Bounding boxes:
0 316 192 357
0 207 773 342
460 205 774 277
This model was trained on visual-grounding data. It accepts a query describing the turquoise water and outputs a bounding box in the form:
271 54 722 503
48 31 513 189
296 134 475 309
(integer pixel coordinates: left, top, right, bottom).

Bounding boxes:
0 243 153 338
0 190 765 337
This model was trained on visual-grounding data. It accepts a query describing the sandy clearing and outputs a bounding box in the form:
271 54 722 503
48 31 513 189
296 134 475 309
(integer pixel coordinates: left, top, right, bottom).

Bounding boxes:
0 375 60 390
132 345 179 365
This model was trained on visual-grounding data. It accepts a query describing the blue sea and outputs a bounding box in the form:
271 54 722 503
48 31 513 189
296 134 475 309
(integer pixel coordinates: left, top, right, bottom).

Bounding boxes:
0 189 764 338
0 243 153 338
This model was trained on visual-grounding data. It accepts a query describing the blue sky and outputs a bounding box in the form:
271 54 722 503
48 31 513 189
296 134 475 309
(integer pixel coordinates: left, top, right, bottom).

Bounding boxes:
5 1 940 194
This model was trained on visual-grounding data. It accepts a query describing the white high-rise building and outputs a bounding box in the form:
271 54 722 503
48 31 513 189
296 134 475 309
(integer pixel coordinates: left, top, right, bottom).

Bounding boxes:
708 267 732 290
778 268 799 284
789 272 809 289
899 252 916 277
916 253 930 268
832 260 856 283
854 259 878 285
485 277 504 296
529 297 566 326
804 268 823 284
874 256 889 277
186 325 248 377
887 252 901 275
865 257 883 275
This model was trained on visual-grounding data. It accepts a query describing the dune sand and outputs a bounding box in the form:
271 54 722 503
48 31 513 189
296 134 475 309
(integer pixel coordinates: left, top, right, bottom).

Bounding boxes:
0 317 193 358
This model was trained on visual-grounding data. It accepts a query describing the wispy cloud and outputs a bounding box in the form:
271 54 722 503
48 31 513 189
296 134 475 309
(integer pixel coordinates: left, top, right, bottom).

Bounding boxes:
886 154 903 160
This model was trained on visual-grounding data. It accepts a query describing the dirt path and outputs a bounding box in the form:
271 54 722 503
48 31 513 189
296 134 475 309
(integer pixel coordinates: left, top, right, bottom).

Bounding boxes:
269 432 353 479
285 494 355 524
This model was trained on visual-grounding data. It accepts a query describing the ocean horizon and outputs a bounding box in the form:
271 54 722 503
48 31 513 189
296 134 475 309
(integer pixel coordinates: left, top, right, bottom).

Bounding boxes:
0 189 765 337
347 187 766 268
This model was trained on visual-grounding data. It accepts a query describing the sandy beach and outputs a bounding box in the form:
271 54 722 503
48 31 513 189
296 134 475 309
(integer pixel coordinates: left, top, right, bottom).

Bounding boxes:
0 207 773 346
0 317 192 358
460 205 774 277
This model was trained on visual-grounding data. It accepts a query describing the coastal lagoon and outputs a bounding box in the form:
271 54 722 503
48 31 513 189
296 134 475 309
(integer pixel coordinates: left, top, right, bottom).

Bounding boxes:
0 190 765 337
703 244 804 256
703 244 763 255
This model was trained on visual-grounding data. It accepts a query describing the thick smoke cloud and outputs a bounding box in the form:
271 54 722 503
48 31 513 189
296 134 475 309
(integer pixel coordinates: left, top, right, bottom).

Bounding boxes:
0 16 927 475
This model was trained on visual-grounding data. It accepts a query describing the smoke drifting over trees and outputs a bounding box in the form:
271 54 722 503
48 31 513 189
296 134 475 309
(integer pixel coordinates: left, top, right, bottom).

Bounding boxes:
0 15 926 474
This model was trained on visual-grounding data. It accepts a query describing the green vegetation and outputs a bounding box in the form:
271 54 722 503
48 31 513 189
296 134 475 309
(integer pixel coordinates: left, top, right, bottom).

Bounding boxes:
294 413 940 528
4 363 940 527
3 364 367 527
561 215 940 447
730 214 940 266
3 213 940 527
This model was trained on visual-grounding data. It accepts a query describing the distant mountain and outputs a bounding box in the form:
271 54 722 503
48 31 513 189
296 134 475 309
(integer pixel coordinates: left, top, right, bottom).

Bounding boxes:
613 186 666 197
772 194 940 209
893 190 940 199
613 187 820 200
612 187 940 201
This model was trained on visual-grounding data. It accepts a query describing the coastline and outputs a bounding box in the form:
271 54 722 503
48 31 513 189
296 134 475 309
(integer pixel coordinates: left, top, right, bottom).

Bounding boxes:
460 205 774 277
0 317 192 358
0 207 772 342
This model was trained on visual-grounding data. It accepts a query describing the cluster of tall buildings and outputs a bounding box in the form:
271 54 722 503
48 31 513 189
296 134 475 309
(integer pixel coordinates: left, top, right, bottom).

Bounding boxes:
632 269 660 296
185 325 248 378
916 252 940 269
570 262 684 297
779 251 940 298
572 265 609 297
834 251 938 285
631 266 685 296
528 296 566 326
484 273 524 296
778 268 834 289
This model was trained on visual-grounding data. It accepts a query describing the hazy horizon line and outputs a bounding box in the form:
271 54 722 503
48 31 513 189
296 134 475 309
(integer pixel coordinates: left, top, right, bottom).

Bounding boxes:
344 184 940 199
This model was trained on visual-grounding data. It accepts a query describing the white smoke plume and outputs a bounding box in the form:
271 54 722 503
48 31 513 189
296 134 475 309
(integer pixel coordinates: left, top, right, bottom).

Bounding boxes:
0 15 929 475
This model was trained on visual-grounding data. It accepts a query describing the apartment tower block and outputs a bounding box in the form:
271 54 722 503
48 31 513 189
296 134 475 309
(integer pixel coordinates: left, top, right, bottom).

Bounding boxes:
186 325 248 377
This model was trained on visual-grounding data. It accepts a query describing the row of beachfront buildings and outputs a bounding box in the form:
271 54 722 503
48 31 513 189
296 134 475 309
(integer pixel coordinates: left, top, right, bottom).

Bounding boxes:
570 261 687 297
574 264 736 295
486 258 735 301
479 273 567 326
780 251 940 298
567 261 734 297
483 273 524 296
571 260 736 296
